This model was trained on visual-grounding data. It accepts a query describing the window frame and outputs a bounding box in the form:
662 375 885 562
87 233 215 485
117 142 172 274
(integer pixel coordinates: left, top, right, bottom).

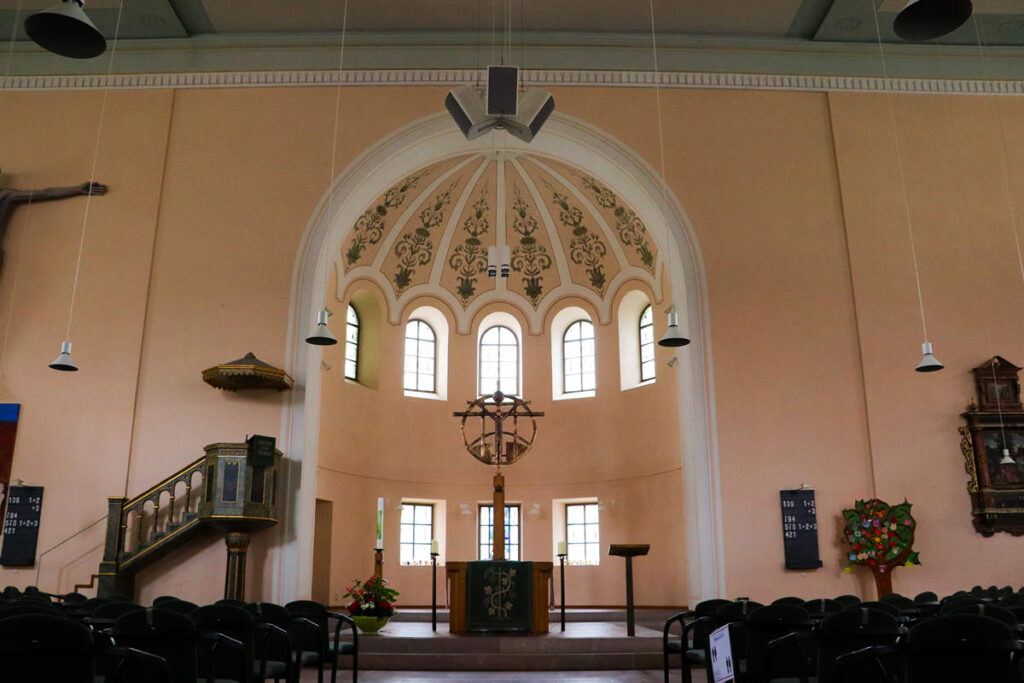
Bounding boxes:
562 319 596 395
399 502 434 566
403 318 437 394
478 324 520 396
477 503 522 561
639 304 656 382
344 304 360 381
564 502 600 566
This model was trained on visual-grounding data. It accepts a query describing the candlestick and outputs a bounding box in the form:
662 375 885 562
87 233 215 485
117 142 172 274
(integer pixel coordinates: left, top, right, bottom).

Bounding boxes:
557 540 567 556
376 497 384 549
430 539 439 555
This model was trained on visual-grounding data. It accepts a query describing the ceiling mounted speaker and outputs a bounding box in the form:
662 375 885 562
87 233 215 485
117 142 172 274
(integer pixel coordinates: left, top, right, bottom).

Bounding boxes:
25 0 106 59
893 0 973 42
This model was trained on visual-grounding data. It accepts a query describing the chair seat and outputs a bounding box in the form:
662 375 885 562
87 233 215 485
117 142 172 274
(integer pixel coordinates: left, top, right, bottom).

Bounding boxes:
330 640 356 655
665 638 683 653
253 659 288 678
685 649 706 665
299 650 319 665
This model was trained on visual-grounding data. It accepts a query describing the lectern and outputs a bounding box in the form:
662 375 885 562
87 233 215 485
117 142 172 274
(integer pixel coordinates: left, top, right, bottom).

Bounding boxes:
608 543 650 636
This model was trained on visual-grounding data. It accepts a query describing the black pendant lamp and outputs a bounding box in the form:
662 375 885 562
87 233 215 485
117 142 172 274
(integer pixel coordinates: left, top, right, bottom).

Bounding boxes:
25 0 106 59
893 0 973 42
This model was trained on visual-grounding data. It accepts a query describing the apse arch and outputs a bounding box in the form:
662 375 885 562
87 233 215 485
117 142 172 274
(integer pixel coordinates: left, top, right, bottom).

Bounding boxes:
278 111 724 605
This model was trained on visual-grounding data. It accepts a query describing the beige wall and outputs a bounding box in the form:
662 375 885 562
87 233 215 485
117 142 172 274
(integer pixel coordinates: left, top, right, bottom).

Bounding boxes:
0 83 1020 606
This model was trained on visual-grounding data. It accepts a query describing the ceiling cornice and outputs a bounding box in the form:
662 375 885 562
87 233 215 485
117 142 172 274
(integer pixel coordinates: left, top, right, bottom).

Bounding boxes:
1 30 1022 81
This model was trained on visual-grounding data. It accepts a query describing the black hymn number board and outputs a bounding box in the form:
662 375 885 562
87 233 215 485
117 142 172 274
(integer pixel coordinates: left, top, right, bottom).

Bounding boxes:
1 485 43 567
780 489 823 570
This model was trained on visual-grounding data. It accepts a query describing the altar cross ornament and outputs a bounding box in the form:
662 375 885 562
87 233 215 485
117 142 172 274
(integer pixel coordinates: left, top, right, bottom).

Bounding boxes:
454 388 543 561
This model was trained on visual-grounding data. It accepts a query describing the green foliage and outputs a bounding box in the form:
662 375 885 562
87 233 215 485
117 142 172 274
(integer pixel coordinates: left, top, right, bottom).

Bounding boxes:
343 576 400 617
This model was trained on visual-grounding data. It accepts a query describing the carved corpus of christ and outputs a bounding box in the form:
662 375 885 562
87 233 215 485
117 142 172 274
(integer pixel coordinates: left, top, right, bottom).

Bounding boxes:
0 173 108 275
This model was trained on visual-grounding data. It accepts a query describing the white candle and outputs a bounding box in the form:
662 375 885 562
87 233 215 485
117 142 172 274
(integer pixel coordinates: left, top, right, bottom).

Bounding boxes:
376 497 384 549
557 541 567 556
431 539 439 555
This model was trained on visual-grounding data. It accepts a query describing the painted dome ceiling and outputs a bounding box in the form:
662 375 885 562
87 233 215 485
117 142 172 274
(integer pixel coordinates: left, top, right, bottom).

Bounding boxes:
337 151 663 332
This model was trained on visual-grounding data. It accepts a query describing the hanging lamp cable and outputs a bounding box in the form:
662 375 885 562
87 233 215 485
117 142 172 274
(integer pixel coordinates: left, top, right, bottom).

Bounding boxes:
971 17 1024 285
869 0 932 345
648 0 672 217
64 0 126 343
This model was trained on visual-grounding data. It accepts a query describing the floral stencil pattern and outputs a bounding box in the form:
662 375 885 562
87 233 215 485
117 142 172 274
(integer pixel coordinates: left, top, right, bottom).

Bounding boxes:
577 175 655 272
547 185 608 293
508 182 552 305
448 186 491 303
345 171 428 269
393 182 457 293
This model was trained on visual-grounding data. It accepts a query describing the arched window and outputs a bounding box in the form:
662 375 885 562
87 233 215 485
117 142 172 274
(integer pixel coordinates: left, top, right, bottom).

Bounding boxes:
479 325 519 396
563 320 596 394
344 304 360 380
404 319 436 393
639 304 655 382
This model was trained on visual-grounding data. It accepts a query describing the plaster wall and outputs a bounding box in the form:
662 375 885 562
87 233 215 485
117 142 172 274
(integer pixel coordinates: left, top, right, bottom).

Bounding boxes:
0 84 1019 605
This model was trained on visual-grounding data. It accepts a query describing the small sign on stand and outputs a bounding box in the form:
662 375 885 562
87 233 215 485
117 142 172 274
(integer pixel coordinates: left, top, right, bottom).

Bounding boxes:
780 488 823 570
709 623 735 683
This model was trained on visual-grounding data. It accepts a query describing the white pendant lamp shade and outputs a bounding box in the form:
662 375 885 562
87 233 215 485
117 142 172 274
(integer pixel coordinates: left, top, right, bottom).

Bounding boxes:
915 342 944 373
305 309 338 346
25 0 106 59
893 0 973 42
49 341 78 371
1000 448 1016 466
658 311 691 348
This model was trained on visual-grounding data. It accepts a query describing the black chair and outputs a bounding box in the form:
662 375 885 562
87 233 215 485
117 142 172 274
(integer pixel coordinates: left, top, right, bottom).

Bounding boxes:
247 602 314 683
944 602 1017 627
161 599 200 616
999 594 1024 623
913 591 937 603
771 597 806 607
0 612 171 683
837 614 1022 683
803 598 843 620
193 603 289 682
663 598 732 683
940 596 985 615
153 595 183 606
745 604 812 682
714 600 764 671
87 601 146 631
816 606 900 683
851 601 900 619
113 607 245 683
0 600 62 619
833 594 861 608
285 600 359 683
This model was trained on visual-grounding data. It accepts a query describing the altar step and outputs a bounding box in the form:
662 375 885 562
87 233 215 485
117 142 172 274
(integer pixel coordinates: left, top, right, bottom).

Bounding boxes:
346 621 666 671
391 608 679 627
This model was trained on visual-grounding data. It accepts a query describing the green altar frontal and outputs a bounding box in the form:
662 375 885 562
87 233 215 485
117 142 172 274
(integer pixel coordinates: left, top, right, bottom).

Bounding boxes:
466 560 533 633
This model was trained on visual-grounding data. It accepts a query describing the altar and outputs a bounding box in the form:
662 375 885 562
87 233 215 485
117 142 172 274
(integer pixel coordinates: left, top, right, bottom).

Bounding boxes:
446 560 553 634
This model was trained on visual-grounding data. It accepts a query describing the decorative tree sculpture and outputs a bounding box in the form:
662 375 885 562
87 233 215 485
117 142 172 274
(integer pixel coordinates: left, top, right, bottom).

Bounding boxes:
841 498 920 598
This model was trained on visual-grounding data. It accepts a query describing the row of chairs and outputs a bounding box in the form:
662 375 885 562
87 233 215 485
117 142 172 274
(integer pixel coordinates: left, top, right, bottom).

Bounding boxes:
664 593 1024 682
0 592 358 683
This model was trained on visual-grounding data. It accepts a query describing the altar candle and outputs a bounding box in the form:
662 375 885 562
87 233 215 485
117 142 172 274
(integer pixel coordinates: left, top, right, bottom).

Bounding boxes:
557 541 567 556
431 539 439 555
376 497 384 549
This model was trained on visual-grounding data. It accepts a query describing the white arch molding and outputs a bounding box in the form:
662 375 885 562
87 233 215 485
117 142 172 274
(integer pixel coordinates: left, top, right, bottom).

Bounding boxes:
273 111 727 604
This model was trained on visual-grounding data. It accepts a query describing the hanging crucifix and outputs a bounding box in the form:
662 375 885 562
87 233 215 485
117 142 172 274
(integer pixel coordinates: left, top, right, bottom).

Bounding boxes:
454 387 543 561
0 173 108 276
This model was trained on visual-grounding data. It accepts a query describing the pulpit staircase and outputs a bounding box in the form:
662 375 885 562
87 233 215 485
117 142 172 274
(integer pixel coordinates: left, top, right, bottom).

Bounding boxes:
97 440 281 600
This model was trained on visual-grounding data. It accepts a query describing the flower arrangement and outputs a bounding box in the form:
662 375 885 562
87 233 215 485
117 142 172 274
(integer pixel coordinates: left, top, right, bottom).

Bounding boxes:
343 576 399 617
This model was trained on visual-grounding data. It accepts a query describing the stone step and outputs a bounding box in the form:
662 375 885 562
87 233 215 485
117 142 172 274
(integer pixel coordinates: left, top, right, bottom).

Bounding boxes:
390 608 678 626
350 651 664 671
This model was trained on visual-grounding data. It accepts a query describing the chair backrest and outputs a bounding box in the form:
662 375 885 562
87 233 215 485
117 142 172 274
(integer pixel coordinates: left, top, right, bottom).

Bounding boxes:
62 592 88 604
817 607 900 683
879 593 915 610
0 601 62 618
852 601 900 618
744 605 812 681
686 598 733 649
79 597 110 615
216 598 247 607
771 596 806 607
192 603 256 681
913 591 937 603
114 607 198 683
159 599 199 615
285 599 330 652
834 594 861 607
715 600 764 661
804 598 843 617
152 595 182 606
903 614 1019 682
940 596 985 615
246 601 296 661
0 613 95 682
93 601 146 620
944 602 1017 627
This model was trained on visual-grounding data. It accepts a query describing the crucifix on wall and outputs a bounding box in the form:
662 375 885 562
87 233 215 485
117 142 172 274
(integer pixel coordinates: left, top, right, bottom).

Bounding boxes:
454 388 543 561
0 172 108 276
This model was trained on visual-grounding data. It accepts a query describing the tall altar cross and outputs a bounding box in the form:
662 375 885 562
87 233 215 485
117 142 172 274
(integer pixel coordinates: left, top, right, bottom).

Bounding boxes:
453 388 543 561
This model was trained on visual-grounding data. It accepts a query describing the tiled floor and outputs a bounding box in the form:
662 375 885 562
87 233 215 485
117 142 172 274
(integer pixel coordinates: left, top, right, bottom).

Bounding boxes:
300 671 702 681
